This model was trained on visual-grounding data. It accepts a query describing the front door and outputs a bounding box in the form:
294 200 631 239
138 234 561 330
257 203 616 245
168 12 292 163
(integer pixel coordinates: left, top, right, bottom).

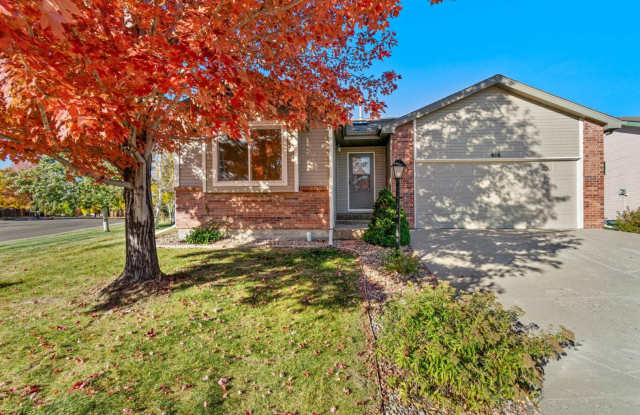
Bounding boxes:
348 153 374 211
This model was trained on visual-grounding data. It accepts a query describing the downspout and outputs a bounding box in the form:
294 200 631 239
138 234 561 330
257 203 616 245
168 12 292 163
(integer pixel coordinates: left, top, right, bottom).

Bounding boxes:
328 127 335 246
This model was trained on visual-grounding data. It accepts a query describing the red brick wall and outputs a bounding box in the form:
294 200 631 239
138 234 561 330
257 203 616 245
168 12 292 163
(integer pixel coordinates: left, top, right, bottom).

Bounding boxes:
583 120 605 229
176 186 329 230
390 121 415 228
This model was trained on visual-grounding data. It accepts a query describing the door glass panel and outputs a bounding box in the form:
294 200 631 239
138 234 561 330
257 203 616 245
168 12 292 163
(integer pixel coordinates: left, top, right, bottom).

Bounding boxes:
349 154 373 210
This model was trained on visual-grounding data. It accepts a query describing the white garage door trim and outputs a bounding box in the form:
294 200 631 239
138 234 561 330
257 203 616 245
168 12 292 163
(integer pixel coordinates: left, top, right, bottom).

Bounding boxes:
577 120 584 229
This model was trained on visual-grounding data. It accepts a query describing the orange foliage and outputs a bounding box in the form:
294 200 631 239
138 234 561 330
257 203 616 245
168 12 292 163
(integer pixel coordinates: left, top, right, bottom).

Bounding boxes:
0 0 442 185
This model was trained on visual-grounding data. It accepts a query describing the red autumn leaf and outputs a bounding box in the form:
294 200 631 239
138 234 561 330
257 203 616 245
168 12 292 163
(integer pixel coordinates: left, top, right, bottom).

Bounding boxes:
71 381 86 391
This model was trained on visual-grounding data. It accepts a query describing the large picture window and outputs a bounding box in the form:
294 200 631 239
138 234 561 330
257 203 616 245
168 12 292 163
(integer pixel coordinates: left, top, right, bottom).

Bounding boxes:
216 127 285 184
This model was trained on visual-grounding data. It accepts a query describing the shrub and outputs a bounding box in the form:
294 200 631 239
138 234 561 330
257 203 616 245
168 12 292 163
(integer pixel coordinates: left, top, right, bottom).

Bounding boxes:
614 207 640 233
378 284 573 413
383 250 420 276
185 225 226 244
363 189 410 247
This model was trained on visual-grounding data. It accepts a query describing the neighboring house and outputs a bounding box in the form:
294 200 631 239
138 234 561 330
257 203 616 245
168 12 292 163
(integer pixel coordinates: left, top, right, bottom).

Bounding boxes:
175 75 621 240
605 117 640 220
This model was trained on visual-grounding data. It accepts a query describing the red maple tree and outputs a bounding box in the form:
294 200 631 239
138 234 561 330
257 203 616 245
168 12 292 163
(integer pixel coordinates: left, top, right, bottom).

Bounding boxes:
0 0 443 285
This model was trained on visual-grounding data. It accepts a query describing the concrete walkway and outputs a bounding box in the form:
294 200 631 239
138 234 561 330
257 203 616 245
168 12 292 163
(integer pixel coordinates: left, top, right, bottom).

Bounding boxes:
412 229 640 415
0 217 124 242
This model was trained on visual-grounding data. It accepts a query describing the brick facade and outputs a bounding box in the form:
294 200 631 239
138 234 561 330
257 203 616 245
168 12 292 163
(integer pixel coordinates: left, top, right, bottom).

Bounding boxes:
390 121 415 228
176 186 329 230
583 120 605 229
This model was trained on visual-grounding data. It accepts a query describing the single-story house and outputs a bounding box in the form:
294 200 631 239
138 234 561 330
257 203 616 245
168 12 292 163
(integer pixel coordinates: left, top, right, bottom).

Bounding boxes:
605 117 640 220
175 74 622 241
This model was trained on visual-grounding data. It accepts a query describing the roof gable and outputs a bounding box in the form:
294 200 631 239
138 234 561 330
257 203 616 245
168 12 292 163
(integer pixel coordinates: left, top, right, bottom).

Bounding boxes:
382 75 622 133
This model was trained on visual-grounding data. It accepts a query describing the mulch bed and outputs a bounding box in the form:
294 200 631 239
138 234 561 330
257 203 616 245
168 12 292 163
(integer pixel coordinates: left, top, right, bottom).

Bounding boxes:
155 235 540 415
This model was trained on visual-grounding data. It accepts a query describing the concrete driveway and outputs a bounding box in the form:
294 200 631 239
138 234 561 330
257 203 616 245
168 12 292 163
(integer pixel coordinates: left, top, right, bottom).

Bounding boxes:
412 229 640 415
0 217 124 242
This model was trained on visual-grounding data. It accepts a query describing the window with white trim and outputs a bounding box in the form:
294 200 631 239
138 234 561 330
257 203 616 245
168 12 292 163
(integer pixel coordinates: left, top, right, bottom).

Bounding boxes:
215 127 287 185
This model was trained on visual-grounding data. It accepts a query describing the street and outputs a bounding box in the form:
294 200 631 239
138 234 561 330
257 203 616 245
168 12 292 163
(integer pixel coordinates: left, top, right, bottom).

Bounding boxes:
0 217 125 242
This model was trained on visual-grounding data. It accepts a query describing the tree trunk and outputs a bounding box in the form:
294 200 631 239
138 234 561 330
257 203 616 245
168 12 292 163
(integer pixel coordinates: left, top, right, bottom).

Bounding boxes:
120 156 162 283
102 206 110 232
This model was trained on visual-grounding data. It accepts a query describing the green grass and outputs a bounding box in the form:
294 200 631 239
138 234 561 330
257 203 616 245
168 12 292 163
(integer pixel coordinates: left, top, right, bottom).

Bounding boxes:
0 228 377 414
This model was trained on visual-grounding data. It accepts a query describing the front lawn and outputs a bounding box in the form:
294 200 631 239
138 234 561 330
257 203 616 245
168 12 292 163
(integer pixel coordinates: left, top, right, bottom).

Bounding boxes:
0 228 377 414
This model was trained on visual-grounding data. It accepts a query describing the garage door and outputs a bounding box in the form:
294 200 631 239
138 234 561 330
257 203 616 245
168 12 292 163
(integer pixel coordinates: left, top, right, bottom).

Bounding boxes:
415 160 578 229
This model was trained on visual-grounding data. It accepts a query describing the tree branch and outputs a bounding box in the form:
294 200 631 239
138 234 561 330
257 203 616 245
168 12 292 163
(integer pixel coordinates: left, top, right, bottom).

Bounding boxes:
0 132 21 143
48 154 133 189
235 0 306 29
122 121 146 164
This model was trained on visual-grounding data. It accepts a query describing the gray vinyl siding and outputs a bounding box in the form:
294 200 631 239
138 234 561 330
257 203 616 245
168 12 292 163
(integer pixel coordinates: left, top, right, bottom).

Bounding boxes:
178 140 204 188
335 146 387 213
415 87 580 160
415 160 578 229
605 128 640 219
299 127 330 187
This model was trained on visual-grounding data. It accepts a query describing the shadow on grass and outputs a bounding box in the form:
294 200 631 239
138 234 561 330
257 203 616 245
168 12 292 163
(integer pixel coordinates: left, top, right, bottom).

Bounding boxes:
0 280 23 290
91 248 361 314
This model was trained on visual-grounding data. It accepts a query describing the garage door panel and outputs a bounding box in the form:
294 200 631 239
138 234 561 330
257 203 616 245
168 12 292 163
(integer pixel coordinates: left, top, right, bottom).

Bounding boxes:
416 161 577 229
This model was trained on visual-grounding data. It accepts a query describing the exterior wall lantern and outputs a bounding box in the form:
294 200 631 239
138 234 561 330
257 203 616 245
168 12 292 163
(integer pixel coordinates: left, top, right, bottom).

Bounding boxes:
391 159 406 250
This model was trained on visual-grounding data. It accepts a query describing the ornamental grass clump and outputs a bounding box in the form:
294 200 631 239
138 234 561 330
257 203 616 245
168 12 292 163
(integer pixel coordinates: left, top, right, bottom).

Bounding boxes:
363 189 410 247
383 250 420 276
185 225 226 244
378 283 574 413
614 207 640 233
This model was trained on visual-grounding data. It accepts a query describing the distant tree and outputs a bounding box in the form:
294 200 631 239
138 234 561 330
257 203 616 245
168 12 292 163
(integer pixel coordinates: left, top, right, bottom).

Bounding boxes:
152 152 176 226
15 158 76 216
13 158 123 227
75 177 124 231
0 164 32 211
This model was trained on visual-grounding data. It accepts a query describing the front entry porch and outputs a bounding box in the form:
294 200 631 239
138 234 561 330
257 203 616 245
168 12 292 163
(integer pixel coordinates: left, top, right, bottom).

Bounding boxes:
332 120 392 239
334 212 372 240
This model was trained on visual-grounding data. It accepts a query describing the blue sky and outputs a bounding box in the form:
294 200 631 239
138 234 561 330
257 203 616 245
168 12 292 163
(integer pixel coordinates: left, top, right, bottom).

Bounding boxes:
1 0 638 168
371 0 639 118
